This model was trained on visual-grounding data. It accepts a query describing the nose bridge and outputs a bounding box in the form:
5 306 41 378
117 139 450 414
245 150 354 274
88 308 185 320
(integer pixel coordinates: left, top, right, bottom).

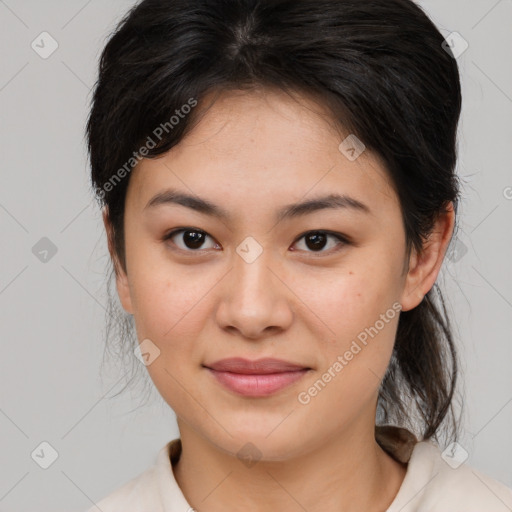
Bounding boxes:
231 240 275 303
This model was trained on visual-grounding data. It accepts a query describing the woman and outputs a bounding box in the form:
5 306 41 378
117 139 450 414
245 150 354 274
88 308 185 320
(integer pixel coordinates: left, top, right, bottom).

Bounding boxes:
85 0 512 510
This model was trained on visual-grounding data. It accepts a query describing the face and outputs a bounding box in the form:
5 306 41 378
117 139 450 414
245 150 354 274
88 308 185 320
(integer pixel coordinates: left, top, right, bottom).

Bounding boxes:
108 87 449 460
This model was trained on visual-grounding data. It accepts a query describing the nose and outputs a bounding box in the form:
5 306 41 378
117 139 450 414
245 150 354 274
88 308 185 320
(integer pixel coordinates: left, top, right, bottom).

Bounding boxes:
215 249 294 340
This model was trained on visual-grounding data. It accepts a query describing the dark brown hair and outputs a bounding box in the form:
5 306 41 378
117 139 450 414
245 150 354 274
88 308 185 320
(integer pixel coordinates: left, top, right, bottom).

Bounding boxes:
87 0 463 445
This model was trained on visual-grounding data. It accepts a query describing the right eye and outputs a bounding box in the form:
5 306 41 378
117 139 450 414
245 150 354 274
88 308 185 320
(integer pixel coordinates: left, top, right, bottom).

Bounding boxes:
163 228 221 252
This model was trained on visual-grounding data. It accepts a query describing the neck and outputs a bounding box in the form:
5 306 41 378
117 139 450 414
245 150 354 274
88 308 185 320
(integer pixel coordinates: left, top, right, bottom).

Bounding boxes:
172 418 407 512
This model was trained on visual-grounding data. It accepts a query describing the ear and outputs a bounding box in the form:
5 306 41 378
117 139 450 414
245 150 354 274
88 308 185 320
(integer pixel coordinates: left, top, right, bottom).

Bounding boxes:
400 202 455 312
102 207 134 315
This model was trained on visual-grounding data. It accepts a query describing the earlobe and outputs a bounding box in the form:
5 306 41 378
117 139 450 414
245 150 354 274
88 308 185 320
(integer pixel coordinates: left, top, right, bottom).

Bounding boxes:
115 267 134 315
400 248 424 312
399 202 455 312
102 207 134 315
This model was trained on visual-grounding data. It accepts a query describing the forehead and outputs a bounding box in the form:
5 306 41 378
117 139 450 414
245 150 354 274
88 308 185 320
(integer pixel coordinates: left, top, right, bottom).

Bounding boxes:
126 88 399 219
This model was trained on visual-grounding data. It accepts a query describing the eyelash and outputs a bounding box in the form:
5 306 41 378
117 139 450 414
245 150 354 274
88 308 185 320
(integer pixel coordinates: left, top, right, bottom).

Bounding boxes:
162 228 351 256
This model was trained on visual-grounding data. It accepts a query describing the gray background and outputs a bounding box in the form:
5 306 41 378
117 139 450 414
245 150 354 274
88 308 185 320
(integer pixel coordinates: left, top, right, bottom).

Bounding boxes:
0 1 511 511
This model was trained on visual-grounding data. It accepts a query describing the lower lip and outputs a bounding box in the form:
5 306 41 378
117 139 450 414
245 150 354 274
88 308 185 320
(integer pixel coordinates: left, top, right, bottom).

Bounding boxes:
206 368 310 397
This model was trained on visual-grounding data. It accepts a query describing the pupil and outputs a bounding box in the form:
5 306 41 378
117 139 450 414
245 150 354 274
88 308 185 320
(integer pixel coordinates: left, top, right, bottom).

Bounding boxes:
184 230 204 249
306 232 326 251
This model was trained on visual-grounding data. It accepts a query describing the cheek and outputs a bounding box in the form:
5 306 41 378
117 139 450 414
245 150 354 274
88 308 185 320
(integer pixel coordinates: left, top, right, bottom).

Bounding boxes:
129 271 211 412
299 291 400 417
296 262 400 379
295 264 396 337
128 254 210 335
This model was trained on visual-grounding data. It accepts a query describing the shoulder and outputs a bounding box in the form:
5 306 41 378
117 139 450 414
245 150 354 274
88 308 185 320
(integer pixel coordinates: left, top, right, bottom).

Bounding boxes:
84 439 185 512
84 464 161 512
388 440 512 512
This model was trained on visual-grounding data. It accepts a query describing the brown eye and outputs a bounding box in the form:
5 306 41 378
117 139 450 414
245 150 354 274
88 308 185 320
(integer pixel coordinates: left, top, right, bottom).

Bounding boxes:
292 231 348 254
164 228 219 251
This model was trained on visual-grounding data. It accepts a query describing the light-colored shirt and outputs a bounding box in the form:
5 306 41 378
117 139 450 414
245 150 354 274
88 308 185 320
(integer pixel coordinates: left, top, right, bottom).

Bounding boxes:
86 426 512 511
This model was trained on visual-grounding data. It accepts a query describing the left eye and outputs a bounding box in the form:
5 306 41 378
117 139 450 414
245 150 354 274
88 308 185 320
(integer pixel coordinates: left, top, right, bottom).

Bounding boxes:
164 228 219 251
292 231 348 254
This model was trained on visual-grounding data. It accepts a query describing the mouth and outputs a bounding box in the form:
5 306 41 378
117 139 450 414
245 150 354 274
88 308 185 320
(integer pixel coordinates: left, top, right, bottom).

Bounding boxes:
203 357 312 397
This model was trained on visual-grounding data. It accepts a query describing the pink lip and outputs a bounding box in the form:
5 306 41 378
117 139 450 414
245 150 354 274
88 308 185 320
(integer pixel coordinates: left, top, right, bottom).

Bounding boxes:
204 358 311 397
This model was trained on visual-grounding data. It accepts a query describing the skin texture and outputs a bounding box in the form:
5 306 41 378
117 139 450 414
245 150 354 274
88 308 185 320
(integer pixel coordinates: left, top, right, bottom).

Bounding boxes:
104 87 455 512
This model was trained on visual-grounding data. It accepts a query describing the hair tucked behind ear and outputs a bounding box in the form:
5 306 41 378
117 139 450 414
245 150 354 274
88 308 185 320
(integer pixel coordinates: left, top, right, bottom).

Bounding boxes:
378 283 461 443
87 0 464 444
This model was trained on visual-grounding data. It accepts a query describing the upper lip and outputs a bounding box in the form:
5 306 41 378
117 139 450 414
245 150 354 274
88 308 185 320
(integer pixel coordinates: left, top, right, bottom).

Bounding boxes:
204 357 310 374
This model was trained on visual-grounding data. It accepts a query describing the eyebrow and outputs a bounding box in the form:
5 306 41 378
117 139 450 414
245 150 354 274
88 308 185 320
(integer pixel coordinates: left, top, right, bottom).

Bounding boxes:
144 188 371 221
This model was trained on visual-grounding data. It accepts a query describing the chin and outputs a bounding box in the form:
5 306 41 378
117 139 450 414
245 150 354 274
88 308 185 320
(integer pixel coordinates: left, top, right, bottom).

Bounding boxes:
210 428 304 463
